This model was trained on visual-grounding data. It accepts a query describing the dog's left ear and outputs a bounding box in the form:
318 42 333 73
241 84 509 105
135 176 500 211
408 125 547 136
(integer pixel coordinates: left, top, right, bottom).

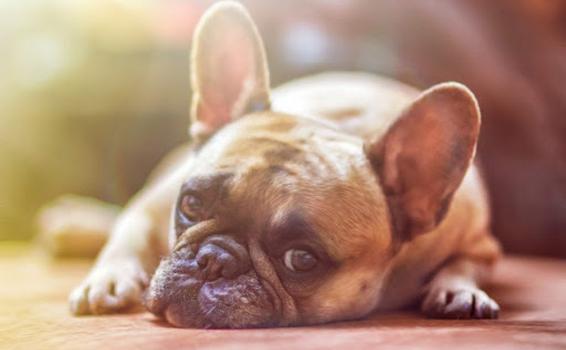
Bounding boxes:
189 1 271 139
365 83 481 241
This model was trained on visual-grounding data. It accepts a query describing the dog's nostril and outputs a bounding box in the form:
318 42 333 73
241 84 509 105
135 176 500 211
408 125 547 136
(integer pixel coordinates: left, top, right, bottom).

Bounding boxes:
219 254 240 279
196 254 208 268
195 244 239 281
207 255 227 281
193 236 251 281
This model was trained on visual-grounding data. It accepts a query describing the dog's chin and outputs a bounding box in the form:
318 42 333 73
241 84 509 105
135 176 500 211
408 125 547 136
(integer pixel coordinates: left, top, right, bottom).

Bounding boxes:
145 249 277 329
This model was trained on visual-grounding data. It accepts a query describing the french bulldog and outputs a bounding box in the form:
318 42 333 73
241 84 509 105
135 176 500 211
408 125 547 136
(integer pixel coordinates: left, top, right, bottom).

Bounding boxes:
68 1 501 328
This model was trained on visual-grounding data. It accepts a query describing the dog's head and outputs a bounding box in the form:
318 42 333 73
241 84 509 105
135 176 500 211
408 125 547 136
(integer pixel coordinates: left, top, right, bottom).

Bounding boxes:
145 1 481 328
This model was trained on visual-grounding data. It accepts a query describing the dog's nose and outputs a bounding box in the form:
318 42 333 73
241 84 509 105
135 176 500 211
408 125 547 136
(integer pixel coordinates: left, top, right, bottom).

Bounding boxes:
195 235 251 281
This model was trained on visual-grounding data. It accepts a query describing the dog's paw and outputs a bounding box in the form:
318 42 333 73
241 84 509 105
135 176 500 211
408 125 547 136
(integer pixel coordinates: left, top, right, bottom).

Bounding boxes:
421 287 499 319
69 259 149 315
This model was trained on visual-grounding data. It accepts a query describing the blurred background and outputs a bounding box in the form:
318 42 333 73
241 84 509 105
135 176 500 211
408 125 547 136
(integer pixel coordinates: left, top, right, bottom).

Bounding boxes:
1 0 565 257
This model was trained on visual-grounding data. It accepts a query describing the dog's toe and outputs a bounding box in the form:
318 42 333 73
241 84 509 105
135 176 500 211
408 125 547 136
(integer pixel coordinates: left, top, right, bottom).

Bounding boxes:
88 281 128 314
422 287 499 319
69 284 91 315
69 260 148 315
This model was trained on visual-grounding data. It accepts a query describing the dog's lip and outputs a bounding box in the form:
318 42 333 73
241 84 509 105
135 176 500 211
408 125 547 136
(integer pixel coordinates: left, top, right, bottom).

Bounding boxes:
146 260 282 328
163 302 212 328
144 272 203 317
159 274 278 329
199 275 278 328
195 273 282 327
256 274 284 322
144 292 162 316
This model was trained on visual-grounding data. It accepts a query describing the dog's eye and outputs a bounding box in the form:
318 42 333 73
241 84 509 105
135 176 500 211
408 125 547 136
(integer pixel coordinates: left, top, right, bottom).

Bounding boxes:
180 194 203 222
283 249 317 272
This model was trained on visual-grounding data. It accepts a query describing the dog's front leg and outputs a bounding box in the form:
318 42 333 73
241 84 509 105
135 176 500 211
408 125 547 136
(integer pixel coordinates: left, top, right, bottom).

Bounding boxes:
421 258 500 319
68 209 159 315
69 167 186 315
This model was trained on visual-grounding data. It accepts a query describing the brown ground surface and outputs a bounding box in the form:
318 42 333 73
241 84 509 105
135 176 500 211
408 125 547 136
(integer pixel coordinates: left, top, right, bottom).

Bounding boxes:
1 243 565 350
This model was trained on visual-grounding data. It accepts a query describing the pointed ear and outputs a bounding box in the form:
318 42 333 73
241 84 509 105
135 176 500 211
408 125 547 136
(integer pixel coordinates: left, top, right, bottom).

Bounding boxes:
189 1 271 139
365 82 481 241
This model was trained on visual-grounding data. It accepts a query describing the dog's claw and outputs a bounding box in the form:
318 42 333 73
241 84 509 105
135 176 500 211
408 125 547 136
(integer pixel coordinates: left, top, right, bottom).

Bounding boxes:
422 287 499 319
69 259 148 315
69 283 91 315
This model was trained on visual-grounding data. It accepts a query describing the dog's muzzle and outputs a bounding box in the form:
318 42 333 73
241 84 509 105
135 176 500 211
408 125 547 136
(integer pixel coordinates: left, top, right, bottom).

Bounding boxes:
145 234 277 328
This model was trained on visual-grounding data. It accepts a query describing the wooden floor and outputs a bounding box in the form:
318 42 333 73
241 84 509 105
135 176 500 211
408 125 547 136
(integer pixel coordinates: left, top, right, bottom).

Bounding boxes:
1 243 565 350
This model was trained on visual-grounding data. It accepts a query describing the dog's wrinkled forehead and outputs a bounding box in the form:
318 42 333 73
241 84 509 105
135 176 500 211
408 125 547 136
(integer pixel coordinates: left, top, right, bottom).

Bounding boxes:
183 112 390 258
194 112 362 181
189 112 360 208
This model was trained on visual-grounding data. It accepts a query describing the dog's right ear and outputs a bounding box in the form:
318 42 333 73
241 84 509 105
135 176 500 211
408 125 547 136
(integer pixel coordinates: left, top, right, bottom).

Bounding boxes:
189 1 271 140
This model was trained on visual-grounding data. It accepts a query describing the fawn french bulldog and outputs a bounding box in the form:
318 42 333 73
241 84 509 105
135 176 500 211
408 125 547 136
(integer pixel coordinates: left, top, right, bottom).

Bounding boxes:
68 1 501 328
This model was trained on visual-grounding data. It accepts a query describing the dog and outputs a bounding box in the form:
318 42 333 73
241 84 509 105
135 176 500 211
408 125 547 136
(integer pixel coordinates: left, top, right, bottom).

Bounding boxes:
68 1 501 328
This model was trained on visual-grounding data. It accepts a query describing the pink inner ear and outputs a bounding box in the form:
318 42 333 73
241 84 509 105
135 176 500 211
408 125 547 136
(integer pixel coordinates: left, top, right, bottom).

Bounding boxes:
367 84 480 239
198 23 257 130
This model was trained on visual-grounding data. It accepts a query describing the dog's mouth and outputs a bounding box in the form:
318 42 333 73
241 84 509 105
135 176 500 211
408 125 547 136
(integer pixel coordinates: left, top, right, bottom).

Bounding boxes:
144 245 278 328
